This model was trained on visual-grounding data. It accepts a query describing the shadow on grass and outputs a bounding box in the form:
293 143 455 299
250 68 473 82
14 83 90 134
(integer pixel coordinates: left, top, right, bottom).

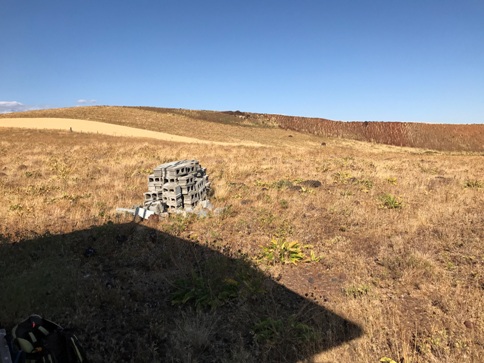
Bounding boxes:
0 222 362 362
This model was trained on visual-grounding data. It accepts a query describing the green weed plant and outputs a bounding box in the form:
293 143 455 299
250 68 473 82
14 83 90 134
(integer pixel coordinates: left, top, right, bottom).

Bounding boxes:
379 193 403 209
260 238 321 265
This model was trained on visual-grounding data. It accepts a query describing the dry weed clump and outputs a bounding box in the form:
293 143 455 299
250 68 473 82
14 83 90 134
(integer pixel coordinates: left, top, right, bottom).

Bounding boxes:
0 114 483 362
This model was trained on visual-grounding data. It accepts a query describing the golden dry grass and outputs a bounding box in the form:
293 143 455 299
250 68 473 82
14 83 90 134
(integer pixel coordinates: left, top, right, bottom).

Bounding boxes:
0 106 322 148
0 107 482 362
2 105 482 151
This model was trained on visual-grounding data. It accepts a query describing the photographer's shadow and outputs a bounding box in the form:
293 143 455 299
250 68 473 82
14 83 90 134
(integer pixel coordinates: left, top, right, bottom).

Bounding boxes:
0 222 362 362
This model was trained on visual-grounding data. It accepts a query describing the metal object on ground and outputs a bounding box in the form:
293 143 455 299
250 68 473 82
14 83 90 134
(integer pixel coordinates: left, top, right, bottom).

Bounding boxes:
115 207 155 220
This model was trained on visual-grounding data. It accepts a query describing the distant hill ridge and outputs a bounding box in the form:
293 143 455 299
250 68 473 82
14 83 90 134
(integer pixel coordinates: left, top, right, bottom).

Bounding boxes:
1 105 482 152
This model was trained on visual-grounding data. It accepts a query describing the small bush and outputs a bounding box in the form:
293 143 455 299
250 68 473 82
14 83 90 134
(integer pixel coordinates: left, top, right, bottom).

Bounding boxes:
464 179 482 189
259 238 321 265
387 177 398 185
379 193 403 209
171 258 265 309
278 199 289 209
343 284 371 298
253 316 319 345
171 273 239 309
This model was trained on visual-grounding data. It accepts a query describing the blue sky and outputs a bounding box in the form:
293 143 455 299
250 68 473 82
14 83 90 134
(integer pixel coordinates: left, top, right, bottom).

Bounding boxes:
1 0 483 123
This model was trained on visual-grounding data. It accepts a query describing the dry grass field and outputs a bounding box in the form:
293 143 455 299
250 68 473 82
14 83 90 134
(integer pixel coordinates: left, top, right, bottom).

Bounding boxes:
2 106 482 152
0 107 482 362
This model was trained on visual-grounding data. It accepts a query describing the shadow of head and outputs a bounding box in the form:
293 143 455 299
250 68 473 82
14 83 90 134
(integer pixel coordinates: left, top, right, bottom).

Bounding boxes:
0 222 362 362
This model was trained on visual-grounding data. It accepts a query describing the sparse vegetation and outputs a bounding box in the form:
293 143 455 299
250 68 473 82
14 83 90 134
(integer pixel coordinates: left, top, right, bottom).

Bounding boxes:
343 284 371 298
2 105 483 151
259 238 321 265
464 179 483 189
0 106 482 362
379 193 404 209
171 272 240 309
253 316 320 346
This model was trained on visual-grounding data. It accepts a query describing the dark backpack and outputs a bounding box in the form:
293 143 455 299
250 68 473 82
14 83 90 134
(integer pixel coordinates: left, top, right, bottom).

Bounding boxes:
10 315 88 363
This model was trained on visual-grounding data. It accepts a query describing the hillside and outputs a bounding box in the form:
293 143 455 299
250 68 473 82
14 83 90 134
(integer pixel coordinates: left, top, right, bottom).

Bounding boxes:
0 106 321 148
1 105 483 151
0 107 482 362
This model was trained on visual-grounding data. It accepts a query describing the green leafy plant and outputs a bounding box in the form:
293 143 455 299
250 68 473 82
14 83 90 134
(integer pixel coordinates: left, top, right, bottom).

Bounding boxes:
171 273 239 309
271 179 294 189
261 238 304 265
359 178 374 192
387 177 398 185
254 179 293 190
48 157 71 179
340 190 353 197
164 213 196 235
379 193 403 209
253 316 319 345
332 171 353 184
8 203 23 212
380 358 398 363
259 238 321 265
171 258 266 309
253 317 284 342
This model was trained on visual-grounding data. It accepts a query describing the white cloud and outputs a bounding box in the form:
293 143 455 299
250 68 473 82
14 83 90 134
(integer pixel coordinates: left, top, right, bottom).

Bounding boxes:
0 101 31 113
0 100 98 113
76 99 97 105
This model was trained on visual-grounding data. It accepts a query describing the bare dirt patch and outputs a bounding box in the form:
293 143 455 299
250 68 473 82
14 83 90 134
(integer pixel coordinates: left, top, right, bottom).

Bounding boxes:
0 117 264 147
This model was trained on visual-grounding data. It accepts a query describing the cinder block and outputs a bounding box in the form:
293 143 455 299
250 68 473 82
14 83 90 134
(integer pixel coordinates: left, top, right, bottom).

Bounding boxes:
184 191 200 204
200 189 207 200
162 160 198 171
153 161 181 176
163 195 183 208
164 160 200 178
148 182 163 191
163 194 182 202
150 191 163 201
146 159 209 214
178 175 195 186
180 184 195 195
164 177 177 184
184 201 198 208
162 183 181 195
195 178 205 190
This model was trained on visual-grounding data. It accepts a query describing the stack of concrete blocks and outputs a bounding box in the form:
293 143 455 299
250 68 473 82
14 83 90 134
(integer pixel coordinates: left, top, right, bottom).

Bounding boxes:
143 160 210 214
